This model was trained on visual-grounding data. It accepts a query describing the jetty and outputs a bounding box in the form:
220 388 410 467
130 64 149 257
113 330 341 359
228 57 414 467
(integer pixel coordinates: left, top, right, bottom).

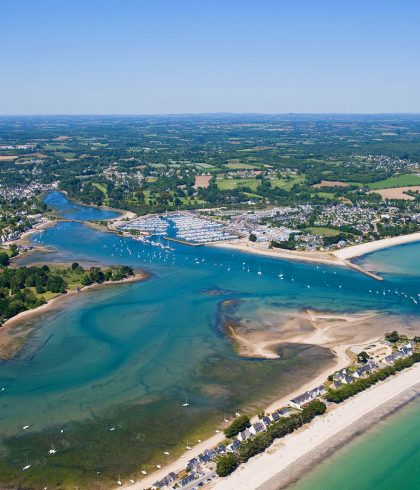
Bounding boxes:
345 261 383 281
165 236 204 247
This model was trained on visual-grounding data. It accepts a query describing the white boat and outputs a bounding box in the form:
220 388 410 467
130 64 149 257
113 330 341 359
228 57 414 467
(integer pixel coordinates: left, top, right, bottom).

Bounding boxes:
22 425 30 430
48 444 57 455
22 464 31 471
182 397 189 407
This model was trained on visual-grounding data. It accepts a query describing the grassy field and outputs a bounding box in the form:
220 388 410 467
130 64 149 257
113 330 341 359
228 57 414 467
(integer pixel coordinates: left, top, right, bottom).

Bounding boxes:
306 226 340 237
225 162 260 169
217 178 259 191
92 182 108 197
217 175 304 192
315 191 335 199
367 174 420 189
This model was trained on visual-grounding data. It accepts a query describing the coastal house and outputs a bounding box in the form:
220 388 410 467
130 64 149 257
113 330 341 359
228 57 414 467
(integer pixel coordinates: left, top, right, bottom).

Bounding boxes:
270 411 281 422
333 368 351 383
309 385 326 397
249 421 266 435
262 415 272 427
152 472 177 489
226 439 241 453
179 471 197 487
277 407 290 417
384 351 406 364
215 444 225 455
353 365 371 378
198 449 216 464
289 392 313 409
237 428 252 442
289 385 325 409
399 343 413 356
343 375 354 384
187 458 200 471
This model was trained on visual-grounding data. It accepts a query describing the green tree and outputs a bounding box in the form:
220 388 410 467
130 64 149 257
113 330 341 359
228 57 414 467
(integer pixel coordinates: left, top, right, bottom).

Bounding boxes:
216 453 240 477
224 415 251 438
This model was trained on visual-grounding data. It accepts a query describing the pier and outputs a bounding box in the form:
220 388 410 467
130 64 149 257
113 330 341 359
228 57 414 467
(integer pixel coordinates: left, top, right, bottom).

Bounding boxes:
346 261 383 281
165 236 205 247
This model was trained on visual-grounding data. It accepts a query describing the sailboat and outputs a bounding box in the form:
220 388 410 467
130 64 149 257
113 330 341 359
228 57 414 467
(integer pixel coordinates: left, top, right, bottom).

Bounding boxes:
257 268 262 275
182 396 189 407
117 475 122 486
48 444 57 455
224 413 229 423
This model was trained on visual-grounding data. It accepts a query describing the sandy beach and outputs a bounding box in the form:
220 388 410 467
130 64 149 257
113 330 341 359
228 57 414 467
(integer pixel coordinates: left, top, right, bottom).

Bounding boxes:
211 364 420 490
210 233 420 268
333 232 420 260
0 271 148 359
210 239 346 267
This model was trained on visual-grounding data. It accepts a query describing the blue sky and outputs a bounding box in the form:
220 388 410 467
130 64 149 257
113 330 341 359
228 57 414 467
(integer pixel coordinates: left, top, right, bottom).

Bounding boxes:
0 0 419 114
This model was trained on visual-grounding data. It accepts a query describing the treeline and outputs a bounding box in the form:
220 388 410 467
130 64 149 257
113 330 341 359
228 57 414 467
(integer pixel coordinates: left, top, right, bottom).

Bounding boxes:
326 353 420 403
216 400 326 477
0 263 134 325
75 263 134 285
0 265 66 323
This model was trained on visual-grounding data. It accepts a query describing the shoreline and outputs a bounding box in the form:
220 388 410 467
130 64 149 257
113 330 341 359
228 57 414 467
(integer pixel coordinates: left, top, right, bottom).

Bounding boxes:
122 335 377 490
0 271 149 359
332 232 420 260
211 364 420 490
262 384 420 490
209 233 420 270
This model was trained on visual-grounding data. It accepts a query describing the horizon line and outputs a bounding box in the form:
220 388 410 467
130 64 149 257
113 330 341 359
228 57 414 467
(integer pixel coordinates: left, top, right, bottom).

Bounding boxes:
1 112 420 117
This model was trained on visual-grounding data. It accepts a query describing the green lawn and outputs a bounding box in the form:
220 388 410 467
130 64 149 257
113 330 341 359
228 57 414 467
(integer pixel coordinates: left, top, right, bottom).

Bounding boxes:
217 175 304 192
217 178 259 191
54 152 76 159
225 162 260 169
92 182 108 197
316 191 335 199
306 227 340 237
271 175 305 190
367 174 420 189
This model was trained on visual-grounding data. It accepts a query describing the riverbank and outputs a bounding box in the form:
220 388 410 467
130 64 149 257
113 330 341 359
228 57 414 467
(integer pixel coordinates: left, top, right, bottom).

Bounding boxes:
211 364 420 490
3 217 57 248
0 271 149 359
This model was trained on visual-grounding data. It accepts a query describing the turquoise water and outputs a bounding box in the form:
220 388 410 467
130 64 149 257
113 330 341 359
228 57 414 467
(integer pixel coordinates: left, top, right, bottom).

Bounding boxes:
1 192 419 488
292 397 420 490
356 241 420 276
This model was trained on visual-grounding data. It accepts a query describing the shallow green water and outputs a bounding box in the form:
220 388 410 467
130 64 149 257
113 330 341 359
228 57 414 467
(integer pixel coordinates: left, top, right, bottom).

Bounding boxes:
1 192 419 488
292 397 420 490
